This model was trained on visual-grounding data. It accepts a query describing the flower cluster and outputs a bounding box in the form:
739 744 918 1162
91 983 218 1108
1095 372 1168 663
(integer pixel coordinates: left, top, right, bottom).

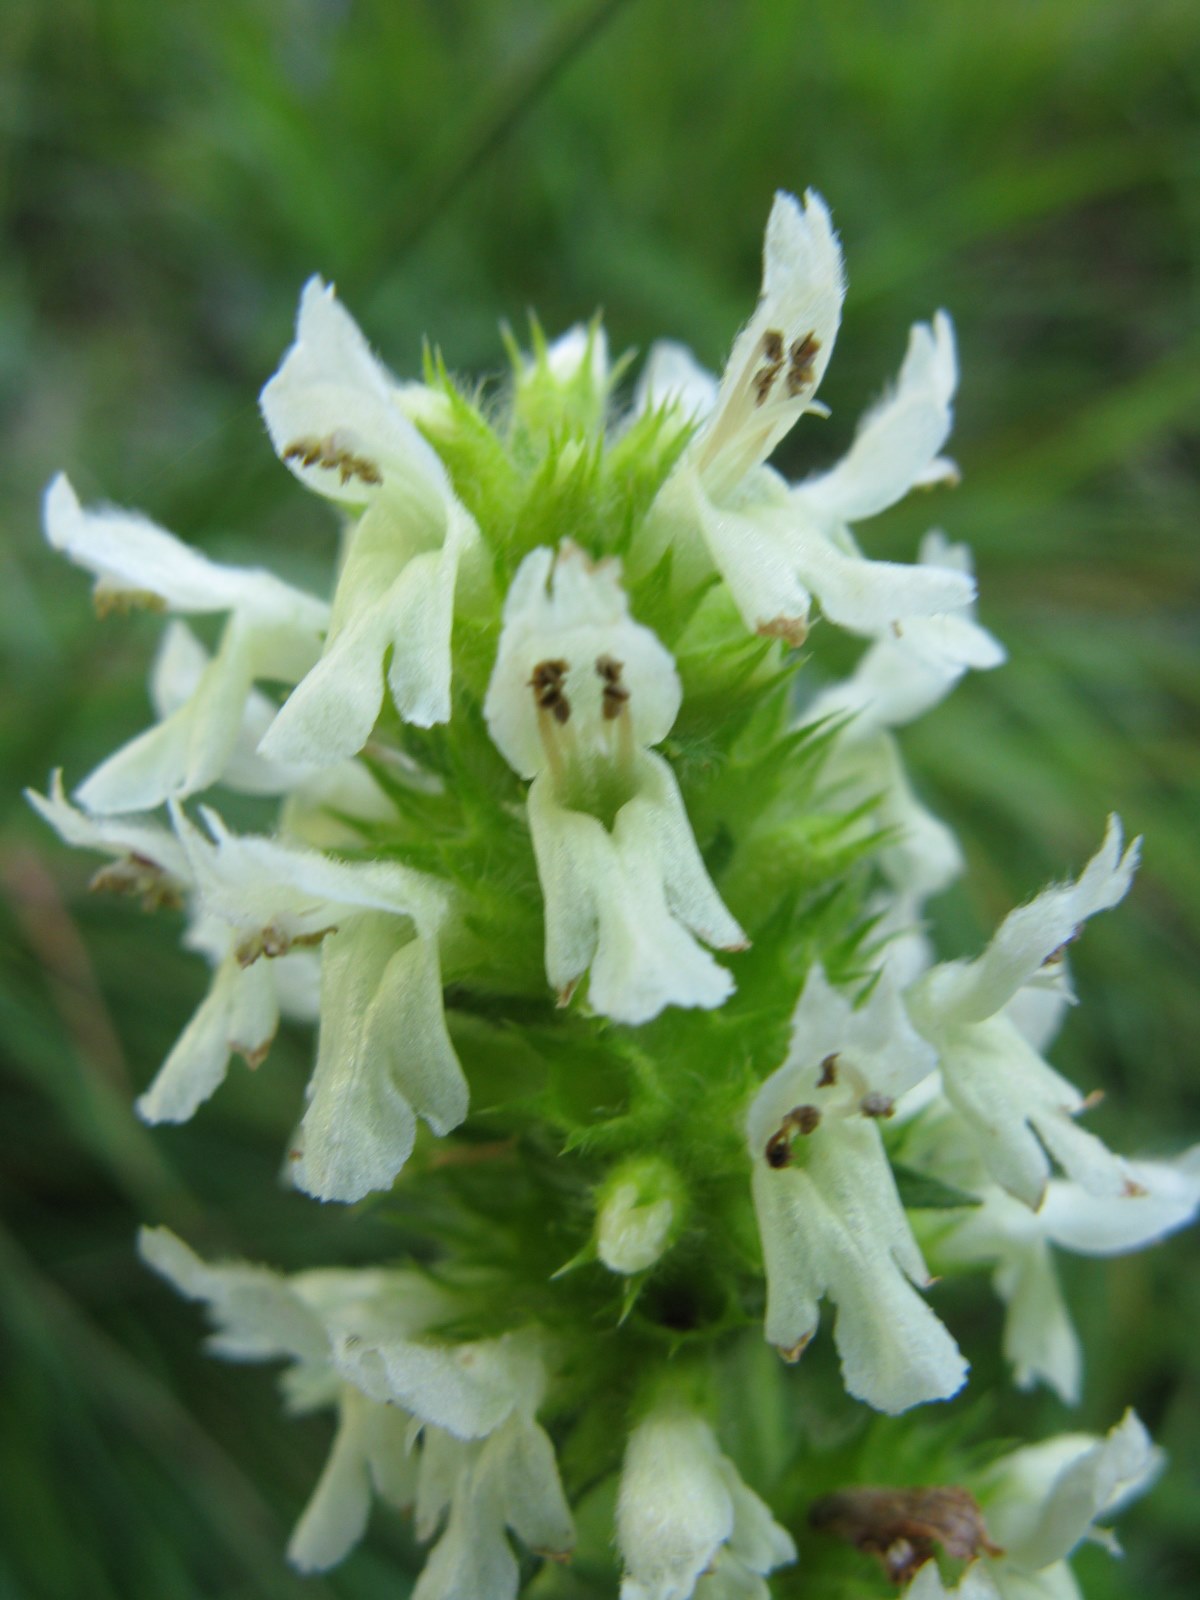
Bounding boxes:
33 191 1195 1598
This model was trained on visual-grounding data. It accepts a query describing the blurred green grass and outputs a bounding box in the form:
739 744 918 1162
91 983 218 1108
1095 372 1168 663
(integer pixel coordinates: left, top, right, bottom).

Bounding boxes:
1 1 1197 1595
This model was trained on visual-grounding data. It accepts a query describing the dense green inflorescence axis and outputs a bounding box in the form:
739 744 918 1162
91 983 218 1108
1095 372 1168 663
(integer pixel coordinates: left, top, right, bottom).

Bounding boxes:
30 192 1194 1600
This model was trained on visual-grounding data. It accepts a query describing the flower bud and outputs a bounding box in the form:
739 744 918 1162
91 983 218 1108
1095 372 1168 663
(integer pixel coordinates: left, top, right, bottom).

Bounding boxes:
595 1156 685 1275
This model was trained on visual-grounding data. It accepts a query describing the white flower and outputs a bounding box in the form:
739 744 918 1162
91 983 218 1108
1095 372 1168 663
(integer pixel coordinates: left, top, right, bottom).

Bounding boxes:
747 965 966 1413
792 311 960 529
689 190 845 501
407 1414 576 1600
484 543 745 1024
802 534 1005 905
906 818 1142 1207
44 474 328 811
137 910 320 1126
26 768 189 899
617 1406 795 1600
25 775 316 1116
258 278 487 760
938 1149 1200 1402
640 197 974 646
906 1411 1162 1600
138 1228 572 1588
136 805 466 1203
333 1311 574 1599
147 620 317 796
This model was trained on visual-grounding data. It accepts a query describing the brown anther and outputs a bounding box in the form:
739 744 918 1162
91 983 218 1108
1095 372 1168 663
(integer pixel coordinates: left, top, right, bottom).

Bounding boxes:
809 1485 1003 1586
236 923 335 966
530 659 571 725
860 1092 895 1120
94 587 167 619
283 436 382 487
533 1548 573 1566
756 614 808 647
785 332 821 397
791 1104 821 1135
777 1331 813 1363
595 655 630 719
818 1052 840 1087
238 1041 272 1070
765 1129 793 1169
89 857 183 913
764 1104 821 1167
752 328 787 405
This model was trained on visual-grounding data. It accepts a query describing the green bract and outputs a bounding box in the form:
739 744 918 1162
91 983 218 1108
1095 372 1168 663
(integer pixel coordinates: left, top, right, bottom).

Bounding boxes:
31 190 1197 1600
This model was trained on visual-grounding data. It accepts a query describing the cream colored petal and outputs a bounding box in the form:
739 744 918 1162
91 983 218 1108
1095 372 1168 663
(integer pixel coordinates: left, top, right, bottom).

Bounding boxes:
45 472 327 625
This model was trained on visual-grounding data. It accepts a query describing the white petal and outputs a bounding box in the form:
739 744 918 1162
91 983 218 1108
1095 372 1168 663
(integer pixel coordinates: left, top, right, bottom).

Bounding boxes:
151 621 323 796
528 776 735 1024
1041 1150 1200 1255
798 311 958 525
136 954 277 1124
261 277 450 509
864 735 964 900
693 191 845 498
635 341 720 422
1000 1235 1081 1403
716 1456 796 1575
939 1189 1081 1403
746 963 935 1122
412 1465 518 1600
173 803 447 947
44 473 328 625
805 594 1004 741
482 1416 574 1557
994 1411 1161 1572
1004 981 1074 1054
622 752 746 951
902 1566 1008 1600
690 487 975 644
751 1122 966 1412
287 1389 375 1572
258 600 390 765
913 818 1140 1027
937 1016 1127 1208
544 322 609 387
150 619 209 717
363 1393 421 1507
77 617 263 812
685 478 813 643
137 1226 329 1366
694 1554 770 1600
293 919 466 1204
334 1330 535 1441
787 516 976 635
26 770 189 882
485 544 682 779
261 494 478 760
617 1410 734 1600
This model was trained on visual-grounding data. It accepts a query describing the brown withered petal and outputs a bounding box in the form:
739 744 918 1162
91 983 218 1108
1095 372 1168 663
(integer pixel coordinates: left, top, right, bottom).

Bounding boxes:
808 1485 1002 1586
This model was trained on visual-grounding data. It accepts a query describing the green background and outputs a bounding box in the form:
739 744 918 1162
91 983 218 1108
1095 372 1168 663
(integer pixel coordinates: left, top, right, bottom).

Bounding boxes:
1 1 1197 1595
